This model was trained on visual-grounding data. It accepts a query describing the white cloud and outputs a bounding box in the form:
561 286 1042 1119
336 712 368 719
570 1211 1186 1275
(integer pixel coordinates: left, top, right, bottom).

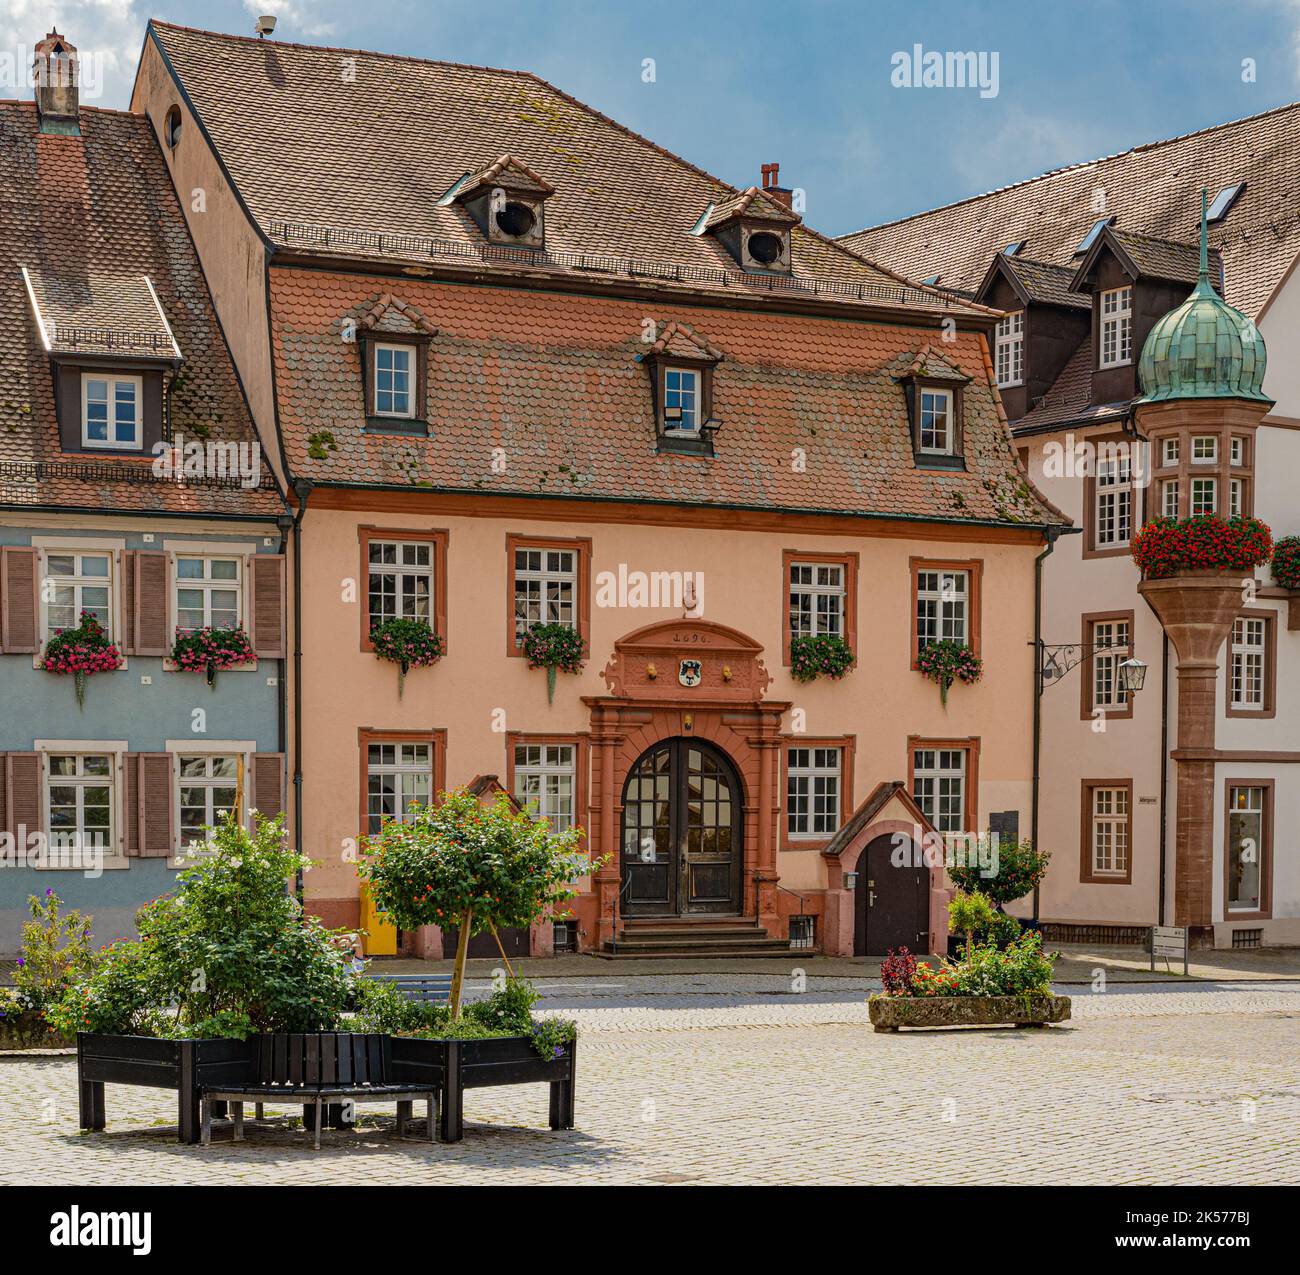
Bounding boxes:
242 0 337 41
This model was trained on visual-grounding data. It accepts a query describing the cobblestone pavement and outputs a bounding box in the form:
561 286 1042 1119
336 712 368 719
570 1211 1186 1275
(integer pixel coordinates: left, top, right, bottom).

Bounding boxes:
2 981 1298 1185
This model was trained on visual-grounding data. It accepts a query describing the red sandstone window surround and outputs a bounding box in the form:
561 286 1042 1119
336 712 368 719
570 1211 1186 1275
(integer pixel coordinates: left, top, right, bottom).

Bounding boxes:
505 532 591 659
1225 609 1276 719
505 732 591 837
909 557 983 667
1080 778 1133 885
357 526 448 655
1224 779 1273 920
781 548 858 667
1080 609 1135 722
356 727 446 839
907 735 979 836
780 735 855 851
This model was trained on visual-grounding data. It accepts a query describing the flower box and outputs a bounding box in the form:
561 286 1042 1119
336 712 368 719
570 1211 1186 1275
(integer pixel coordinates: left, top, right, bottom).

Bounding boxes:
389 1033 576 1142
0 1010 73 1050
868 993 1071 1032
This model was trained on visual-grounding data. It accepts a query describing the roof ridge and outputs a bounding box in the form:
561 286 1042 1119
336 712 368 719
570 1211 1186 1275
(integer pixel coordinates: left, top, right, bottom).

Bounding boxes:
842 98 1300 241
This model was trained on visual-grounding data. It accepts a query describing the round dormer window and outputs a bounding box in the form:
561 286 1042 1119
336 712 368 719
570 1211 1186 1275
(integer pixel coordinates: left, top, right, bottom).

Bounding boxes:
495 201 537 238
164 105 183 150
747 231 785 265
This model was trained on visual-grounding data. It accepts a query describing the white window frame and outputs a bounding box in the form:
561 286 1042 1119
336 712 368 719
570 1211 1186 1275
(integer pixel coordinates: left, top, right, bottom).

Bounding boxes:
30 537 126 658
366 741 434 835
1190 477 1217 517
1230 618 1267 711
1099 287 1132 368
918 387 955 454
367 538 433 629
912 748 966 835
1091 619 1131 712
916 569 969 650
1090 785 1129 877
1160 437 1180 466
1095 455 1133 547
173 553 244 633
1230 437 1245 466
373 342 415 419
513 546 578 646
166 741 256 862
786 746 842 839
994 311 1024 388
1191 435 1218 464
80 374 143 450
1229 478 1244 519
788 561 846 640
35 740 129 871
1161 479 1180 520
663 366 700 434
513 743 577 835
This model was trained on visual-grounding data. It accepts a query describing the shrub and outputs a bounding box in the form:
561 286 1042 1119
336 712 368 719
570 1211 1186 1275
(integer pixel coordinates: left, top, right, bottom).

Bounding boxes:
40 611 122 708
948 891 995 955
46 941 162 1038
979 909 1023 951
949 835 1051 906
13 890 96 1014
1131 515 1272 578
789 633 855 684
369 617 445 697
880 947 919 996
916 640 982 706
951 931 1056 997
521 622 587 703
1272 536 1300 590
361 788 599 1018
463 976 539 1033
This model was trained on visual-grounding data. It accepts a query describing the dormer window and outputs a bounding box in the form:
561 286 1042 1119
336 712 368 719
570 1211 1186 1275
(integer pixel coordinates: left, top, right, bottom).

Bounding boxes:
663 367 700 433
995 311 1024 387
1099 286 1132 367
373 343 414 418
447 154 554 252
642 319 723 457
164 104 182 150
919 388 955 455
699 181 800 276
82 374 142 450
494 199 537 240
744 229 788 270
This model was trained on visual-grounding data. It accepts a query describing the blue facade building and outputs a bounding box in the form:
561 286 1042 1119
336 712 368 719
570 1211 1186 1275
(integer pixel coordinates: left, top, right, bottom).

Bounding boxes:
0 32 287 954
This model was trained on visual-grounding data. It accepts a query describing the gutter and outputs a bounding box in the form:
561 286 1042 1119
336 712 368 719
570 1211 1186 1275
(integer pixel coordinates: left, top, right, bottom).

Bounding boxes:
290 477 314 903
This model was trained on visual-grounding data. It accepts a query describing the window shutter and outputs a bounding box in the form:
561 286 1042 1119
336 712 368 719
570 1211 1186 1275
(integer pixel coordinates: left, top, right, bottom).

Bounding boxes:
1 547 39 653
4 753 42 842
134 753 173 857
132 551 169 656
250 554 286 657
252 752 285 820
123 752 140 855
118 550 136 654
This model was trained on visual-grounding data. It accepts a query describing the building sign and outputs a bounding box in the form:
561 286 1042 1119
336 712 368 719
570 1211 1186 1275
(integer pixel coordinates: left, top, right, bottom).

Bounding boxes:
1149 924 1189 975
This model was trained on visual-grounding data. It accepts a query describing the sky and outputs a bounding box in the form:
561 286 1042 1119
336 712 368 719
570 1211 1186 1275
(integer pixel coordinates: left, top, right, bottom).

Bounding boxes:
4 0 1300 236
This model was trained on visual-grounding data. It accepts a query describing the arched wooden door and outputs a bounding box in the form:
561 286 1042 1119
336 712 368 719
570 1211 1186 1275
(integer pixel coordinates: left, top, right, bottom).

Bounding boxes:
854 833 929 956
621 738 743 916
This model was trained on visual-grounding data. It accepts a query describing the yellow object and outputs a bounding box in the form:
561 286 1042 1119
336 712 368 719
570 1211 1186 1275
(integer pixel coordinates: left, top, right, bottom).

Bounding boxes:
359 883 397 956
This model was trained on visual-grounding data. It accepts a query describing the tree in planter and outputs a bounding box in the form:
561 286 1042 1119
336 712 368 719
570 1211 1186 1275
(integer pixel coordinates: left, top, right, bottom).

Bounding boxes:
789 633 855 684
170 625 256 688
360 787 599 1018
949 834 1051 909
916 639 982 706
370 616 445 697
40 610 122 709
947 890 994 959
521 622 587 704
1272 535 1300 591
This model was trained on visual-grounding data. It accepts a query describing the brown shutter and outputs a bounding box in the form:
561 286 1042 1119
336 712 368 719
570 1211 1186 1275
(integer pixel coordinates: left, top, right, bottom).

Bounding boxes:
118 550 136 654
123 752 140 855
132 551 169 656
0 755 7 840
134 753 173 858
5 753 42 842
252 752 285 820
1 547 39 653
250 554 286 657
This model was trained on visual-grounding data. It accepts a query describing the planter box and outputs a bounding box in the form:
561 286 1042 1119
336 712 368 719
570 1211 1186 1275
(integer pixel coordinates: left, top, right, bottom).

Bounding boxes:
868 994 1071 1032
77 1033 256 1144
0 1010 73 1050
390 1034 576 1142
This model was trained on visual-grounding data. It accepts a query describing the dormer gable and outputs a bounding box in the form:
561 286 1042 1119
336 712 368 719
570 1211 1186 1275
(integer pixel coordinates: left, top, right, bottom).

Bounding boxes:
893 344 971 470
443 153 554 250
1069 224 1224 296
639 320 725 457
351 294 437 434
697 180 800 275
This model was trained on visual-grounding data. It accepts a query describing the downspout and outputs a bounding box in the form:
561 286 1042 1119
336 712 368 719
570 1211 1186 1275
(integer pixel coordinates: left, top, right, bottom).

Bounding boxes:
275 511 293 822
1158 633 1170 926
1030 524 1062 924
290 478 314 903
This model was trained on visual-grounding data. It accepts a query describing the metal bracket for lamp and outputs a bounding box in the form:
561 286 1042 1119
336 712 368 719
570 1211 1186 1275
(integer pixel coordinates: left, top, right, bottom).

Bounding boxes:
1035 638 1147 694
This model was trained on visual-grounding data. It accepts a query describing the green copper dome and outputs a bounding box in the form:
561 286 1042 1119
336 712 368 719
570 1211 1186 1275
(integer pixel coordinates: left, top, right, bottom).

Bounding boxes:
1137 191 1269 404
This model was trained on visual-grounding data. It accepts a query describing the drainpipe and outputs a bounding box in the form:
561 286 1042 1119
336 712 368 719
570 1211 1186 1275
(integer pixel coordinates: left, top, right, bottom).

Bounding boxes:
275 511 293 810
1158 633 1170 926
1030 524 1062 924
290 477 314 903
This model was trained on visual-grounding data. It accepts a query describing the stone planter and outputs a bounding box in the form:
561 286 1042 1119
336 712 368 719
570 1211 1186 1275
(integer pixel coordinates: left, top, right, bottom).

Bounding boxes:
868 993 1071 1032
0 1009 73 1050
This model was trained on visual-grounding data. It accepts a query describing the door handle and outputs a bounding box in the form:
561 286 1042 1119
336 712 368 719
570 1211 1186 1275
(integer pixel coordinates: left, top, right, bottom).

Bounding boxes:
868 890 877 908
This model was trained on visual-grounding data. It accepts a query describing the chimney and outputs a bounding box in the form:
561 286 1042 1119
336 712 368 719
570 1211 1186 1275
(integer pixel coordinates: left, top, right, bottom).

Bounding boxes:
33 30 79 136
760 161 793 210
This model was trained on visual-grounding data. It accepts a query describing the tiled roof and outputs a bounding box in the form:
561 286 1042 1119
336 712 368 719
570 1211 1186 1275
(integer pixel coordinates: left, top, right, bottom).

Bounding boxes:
999 256 1090 310
145 23 989 320
840 101 1300 319
1101 227 1222 288
1013 340 1129 434
702 186 801 229
0 101 283 516
269 268 1067 527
